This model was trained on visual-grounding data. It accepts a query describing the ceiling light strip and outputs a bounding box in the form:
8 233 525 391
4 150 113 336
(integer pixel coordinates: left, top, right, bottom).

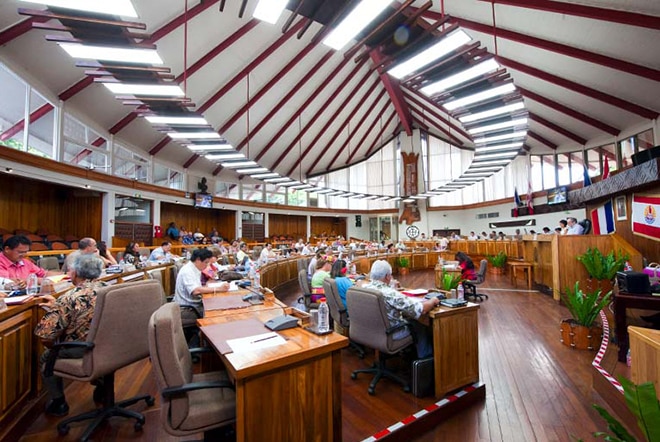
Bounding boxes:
468 118 528 135
421 58 500 95
443 83 516 111
459 102 525 123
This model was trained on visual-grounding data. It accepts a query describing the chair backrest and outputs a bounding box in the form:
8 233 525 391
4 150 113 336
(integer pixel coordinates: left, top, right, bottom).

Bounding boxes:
296 257 310 274
148 302 194 429
38 256 60 271
30 242 49 251
474 259 488 284
50 241 69 250
580 219 592 234
67 280 164 378
138 247 150 257
298 269 311 295
322 277 348 328
345 286 413 354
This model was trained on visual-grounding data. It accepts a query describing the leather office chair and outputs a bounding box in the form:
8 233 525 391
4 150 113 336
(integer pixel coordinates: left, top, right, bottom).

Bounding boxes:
44 280 164 441
38 256 60 271
579 218 592 234
322 277 364 358
346 287 414 395
464 259 489 302
148 302 236 437
297 268 317 311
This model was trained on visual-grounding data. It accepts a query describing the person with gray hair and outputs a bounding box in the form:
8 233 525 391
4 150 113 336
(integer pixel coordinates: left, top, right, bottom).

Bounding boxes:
34 254 107 416
566 217 585 235
364 260 439 358
61 237 98 273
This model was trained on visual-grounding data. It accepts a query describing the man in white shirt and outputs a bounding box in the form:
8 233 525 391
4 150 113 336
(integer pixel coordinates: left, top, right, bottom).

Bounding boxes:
61 237 97 273
467 231 478 241
259 243 276 263
566 217 585 235
149 241 177 262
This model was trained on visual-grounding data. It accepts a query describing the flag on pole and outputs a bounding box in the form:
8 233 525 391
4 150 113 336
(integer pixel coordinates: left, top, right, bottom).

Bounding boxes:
591 200 615 234
513 188 521 217
603 160 610 180
632 193 660 240
583 165 592 187
526 157 534 215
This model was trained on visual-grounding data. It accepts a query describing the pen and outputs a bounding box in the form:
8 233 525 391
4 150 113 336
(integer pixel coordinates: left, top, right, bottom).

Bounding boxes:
251 335 277 344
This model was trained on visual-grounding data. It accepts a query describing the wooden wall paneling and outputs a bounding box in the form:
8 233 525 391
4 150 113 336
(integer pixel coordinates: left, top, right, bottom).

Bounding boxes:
269 214 306 239
310 216 346 238
557 235 614 299
160 202 236 241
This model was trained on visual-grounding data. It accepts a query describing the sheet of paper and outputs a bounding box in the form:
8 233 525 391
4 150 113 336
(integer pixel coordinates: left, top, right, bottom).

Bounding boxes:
47 274 70 283
207 281 238 291
402 289 428 296
4 294 34 305
226 332 286 353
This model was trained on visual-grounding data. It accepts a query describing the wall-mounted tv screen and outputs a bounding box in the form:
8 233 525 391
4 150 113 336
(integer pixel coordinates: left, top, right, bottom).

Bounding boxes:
194 193 213 208
547 186 568 205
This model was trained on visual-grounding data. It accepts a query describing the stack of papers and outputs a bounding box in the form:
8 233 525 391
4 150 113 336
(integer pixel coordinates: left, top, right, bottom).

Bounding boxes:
4 294 34 305
226 332 286 353
401 289 428 297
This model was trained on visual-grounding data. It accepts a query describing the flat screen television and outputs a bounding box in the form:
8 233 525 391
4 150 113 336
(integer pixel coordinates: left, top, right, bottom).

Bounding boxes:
547 186 568 205
194 193 213 208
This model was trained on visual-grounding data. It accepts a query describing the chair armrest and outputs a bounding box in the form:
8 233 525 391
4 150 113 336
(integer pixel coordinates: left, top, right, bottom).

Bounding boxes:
44 341 94 376
162 380 235 398
385 321 410 336
189 346 212 355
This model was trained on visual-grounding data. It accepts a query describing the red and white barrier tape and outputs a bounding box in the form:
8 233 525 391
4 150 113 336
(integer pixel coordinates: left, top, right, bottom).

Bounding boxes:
591 310 623 394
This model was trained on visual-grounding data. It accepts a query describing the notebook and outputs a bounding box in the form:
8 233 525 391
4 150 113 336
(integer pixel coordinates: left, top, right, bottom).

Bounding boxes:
440 298 468 308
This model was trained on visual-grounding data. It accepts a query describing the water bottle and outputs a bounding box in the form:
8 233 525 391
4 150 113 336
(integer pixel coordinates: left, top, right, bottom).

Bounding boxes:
26 273 39 296
254 269 261 289
248 263 256 284
457 283 465 301
318 297 330 333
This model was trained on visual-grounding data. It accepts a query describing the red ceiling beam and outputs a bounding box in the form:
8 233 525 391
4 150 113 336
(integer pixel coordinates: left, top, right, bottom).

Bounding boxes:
498 56 659 119
0 103 52 141
477 0 660 30
182 154 199 169
323 89 388 170
420 10 660 82
148 137 171 156
0 16 49 46
364 111 398 157
145 0 220 44
528 112 587 145
284 77 381 177
235 50 335 153
528 130 557 149
404 89 472 142
408 107 464 146
518 87 619 136
370 50 413 136
265 66 372 174
343 101 391 166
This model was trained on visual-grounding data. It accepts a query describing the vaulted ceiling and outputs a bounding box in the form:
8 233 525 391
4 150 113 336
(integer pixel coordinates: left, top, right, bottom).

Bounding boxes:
0 0 658 187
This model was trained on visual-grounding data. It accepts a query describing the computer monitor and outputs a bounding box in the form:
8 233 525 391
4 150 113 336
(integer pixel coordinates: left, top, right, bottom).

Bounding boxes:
194 193 213 208
547 186 568 205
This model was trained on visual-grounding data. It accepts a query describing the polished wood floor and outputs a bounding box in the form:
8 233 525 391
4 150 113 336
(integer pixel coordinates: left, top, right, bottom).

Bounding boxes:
19 270 630 442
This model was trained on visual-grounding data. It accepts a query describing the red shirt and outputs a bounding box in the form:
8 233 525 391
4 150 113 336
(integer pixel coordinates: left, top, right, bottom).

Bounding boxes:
459 261 476 281
0 252 46 280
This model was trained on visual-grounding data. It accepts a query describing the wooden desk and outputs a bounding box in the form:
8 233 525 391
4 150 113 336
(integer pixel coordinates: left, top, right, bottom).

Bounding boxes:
614 291 660 362
629 326 660 400
202 289 287 318
199 311 348 442
428 303 480 398
508 261 533 289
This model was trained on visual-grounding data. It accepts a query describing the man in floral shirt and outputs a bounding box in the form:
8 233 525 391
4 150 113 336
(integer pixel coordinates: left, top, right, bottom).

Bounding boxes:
364 260 439 358
34 254 106 416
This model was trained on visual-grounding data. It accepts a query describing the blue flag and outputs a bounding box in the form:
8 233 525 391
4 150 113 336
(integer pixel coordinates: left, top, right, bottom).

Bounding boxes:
583 166 592 187
514 188 522 207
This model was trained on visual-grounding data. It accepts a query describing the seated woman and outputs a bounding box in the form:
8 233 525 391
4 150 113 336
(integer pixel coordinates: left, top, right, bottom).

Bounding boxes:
455 251 476 281
122 242 141 265
310 255 334 303
330 259 353 310
97 241 117 267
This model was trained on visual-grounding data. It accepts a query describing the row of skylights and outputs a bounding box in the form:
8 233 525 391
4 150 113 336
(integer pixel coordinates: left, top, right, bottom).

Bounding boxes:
21 0 138 17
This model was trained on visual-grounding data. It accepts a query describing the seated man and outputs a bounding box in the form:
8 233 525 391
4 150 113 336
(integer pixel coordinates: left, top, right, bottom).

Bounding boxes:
148 241 177 262
364 260 440 358
61 237 98 273
0 235 60 292
566 217 585 235
34 254 106 416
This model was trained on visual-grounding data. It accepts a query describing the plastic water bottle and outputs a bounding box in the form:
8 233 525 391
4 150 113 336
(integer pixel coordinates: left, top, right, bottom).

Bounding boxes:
26 273 39 296
318 298 330 333
248 263 256 284
457 283 465 301
254 269 261 289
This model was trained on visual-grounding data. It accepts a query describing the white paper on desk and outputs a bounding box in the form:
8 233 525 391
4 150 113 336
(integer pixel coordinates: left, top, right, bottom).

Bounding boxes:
4 294 34 305
207 281 238 291
226 332 286 353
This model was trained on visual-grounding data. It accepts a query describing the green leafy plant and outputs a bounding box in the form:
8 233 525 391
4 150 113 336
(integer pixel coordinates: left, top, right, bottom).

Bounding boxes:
562 282 612 327
577 247 628 281
579 377 660 442
441 269 462 291
397 256 410 268
486 251 507 268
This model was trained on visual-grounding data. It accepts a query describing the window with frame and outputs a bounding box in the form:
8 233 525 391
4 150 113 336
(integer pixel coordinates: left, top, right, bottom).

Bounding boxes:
0 63 28 152
62 114 109 170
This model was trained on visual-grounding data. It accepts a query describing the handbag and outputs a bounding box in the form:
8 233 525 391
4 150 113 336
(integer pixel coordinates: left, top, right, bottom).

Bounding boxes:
643 262 660 283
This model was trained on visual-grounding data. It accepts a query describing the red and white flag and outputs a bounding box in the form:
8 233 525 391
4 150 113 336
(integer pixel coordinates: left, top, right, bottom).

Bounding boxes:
603 160 610 180
632 193 660 240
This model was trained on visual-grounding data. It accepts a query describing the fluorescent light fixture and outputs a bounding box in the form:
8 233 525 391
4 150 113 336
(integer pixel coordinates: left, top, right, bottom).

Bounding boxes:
362 195 379 200
253 0 288 24
104 83 184 96
460 173 493 177
145 116 208 125
205 153 245 160
278 181 302 187
315 189 335 194
421 58 500 95
168 132 221 139
263 177 291 183
327 191 345 196
21 0 138 17
323 0 393 50
474 130 527 144
471 159 512 166
459 102 525 123
455 178 481 182
250 172 279 179
475 152 518 160
465 166 503 173
376 196 391 201
475 142 524 152
59 43 163 65
388 30 471 79
390 197 402 201
186 143 233 151
352 194 365 199
443 83 516 111
289 184 313 190
469 118 527 135
221 161 258 168
238 167 269 174
402 198 415 203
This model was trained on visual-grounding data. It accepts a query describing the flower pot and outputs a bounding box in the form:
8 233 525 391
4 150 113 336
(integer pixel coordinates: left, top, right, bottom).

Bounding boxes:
489 266 505 275
560 319 602 351
399 267 409 276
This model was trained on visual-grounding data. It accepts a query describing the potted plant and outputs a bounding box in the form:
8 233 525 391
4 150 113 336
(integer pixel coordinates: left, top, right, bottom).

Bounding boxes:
560 281 612 350
576 247 627 293
438 269 462 293
486 251 507 274
397 256 410 275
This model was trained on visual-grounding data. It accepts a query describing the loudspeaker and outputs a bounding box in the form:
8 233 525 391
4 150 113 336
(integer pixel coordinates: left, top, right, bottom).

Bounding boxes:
632 145 660 166
355 215 362 227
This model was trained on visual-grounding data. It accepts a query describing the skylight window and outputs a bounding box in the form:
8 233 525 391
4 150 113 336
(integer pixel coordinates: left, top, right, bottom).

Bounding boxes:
473 130 527 144
475 142 524 153
468 118 528 135
253 0 288 24
104 83 184 96
443 83 516 111
186 144 233 151
145 116 208 125
205 153 245 160
420 58 500 96
323 0 394 50
168 132 221 139
220 161 258 168
459 102 525 123
20 0 138 17
59 43 162 64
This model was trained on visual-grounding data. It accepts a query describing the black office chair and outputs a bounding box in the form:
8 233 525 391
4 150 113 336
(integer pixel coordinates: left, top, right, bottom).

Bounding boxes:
464 259 489 302
579 219 592 234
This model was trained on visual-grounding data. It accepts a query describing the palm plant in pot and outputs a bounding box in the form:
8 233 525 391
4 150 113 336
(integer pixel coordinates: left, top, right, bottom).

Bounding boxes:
576 247 627 293
397 256 410 275
486 251 507 274
438 269 462 294
560 281 612 350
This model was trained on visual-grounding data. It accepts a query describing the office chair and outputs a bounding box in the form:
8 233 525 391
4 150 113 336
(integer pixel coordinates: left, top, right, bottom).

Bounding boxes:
44 280 164 441
322 277 365 358
148 303 236 438
297 269 318 311
38 256 60 271
464 259 489 302
346 287 414 395
579 219 592 234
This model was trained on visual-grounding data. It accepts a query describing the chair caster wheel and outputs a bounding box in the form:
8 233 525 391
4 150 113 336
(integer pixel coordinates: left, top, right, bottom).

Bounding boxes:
351 373 357 380
134 422 143 432
368 387 375 395
145 396 155 406
57 424 69 436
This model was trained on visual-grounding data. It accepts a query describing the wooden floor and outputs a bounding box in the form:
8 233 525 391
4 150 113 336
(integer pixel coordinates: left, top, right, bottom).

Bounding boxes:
19 270 631 442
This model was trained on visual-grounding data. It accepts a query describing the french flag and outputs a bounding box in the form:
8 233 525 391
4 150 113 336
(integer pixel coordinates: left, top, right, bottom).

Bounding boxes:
591 201 615 235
